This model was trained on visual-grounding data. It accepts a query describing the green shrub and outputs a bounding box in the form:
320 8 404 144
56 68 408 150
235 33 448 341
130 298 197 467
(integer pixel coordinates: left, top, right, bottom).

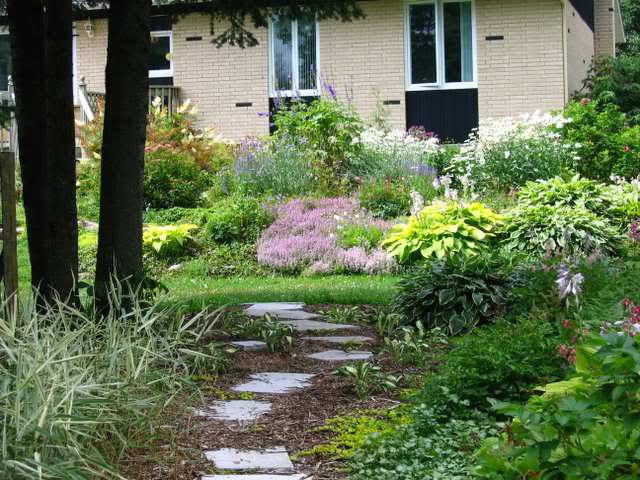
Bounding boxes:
475 333 640 479
393 255 508 334
204 196 274 244
339 223 384 250
560 99 640 180
76 160 101 220
503 204 623 258
272 97 363 194
382 201 504 265
423 317 563 410
144 150 211 209
358 178 411 219
142 224 198 259
143 207 212 226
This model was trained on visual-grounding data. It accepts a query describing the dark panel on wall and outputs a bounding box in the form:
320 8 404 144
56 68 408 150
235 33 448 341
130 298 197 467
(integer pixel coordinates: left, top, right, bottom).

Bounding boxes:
151 15 172 31
570 0 594 31
406 89 478 144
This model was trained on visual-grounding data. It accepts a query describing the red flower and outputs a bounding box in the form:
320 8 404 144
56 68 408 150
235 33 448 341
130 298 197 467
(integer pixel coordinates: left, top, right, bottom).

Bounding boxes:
624 145 631 153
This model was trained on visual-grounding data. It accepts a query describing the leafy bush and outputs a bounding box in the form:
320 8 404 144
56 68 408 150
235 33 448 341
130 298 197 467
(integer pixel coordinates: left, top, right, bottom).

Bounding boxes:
393 255 508 334
560 99 640 180
422 317 563 410
475 333 640 479
339 223 384 250
333 362 400 399
503 204 623 257
142 224 198 258
76 160 101 220
447 112 576 191
257 198 396 275
144 150 211 209
382 201 504 265
581 55 640 120
144 207 212 226
358 178 411 219
204 196 274 244
272 97 363 194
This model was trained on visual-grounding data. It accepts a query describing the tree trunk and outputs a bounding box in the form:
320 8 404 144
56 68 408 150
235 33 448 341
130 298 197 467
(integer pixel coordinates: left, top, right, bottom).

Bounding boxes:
44 0 78 303
95 0 151 301
7 0 49 296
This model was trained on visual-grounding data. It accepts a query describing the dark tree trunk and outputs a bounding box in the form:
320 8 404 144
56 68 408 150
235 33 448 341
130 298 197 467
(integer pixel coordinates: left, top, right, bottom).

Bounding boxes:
95 0 151 300
7 0 49 295
44 0 78 303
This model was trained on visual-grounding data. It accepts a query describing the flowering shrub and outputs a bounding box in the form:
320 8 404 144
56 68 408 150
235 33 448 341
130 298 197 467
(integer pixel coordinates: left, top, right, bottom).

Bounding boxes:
447 111 577 191
382 201 504 265
559 99 640 180
350 127 441 180
358 179 412 219
256 198 396 275
272 98 363 194
603 298 640 337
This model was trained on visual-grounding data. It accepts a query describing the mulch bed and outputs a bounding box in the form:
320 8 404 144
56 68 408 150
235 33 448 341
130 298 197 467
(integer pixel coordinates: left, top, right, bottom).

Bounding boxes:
120 304 421 480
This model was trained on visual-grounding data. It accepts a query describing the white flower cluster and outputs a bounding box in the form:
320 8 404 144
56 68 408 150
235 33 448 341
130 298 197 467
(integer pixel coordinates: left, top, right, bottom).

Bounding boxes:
358 127 441 156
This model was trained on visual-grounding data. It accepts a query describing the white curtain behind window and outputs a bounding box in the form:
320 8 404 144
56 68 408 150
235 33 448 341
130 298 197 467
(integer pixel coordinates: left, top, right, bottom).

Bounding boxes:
460 2 473 82
273 17 293 91
297 15 317 91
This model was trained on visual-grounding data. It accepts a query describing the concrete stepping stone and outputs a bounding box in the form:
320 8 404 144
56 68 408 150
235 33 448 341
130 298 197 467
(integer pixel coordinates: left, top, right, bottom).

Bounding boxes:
232 372 315 394
195 400 272 421
231 340 267 351
302 335 373 344
202 475 309 480
280 319 359 332
204 447 294 473
244 302 305 315
307 350 373 362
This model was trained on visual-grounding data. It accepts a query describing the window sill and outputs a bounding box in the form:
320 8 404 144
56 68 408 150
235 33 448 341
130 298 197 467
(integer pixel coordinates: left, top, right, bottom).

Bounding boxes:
407 83 478 91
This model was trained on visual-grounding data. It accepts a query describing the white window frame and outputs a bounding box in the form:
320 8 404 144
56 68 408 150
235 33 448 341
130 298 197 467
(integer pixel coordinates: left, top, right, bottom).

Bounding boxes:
149 30 173 79
268 16 321 97
404 0 478 91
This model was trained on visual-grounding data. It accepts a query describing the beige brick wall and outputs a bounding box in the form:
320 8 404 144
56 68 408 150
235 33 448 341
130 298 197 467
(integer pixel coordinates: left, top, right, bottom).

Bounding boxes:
566 1 595 96
172 15 269 139
595 0 616 57
74 19 109 94
476 0 566 119
320 0 406 130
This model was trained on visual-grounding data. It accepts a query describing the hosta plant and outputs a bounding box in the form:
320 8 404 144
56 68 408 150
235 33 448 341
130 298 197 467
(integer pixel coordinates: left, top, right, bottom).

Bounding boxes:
393 255 508 334
333 363 401 399
142 223 198 258
503 204 623 258
382 201 504 264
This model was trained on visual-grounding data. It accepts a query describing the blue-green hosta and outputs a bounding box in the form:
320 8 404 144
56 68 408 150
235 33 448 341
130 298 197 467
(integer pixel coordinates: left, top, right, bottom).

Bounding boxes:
382 201 504 264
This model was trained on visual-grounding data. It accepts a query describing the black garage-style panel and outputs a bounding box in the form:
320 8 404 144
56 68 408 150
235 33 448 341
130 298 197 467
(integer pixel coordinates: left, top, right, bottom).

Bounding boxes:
406 89 478 144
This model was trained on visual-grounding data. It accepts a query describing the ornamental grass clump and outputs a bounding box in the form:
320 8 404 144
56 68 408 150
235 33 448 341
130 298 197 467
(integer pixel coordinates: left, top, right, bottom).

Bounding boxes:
256 197 397 275
382 200 504 265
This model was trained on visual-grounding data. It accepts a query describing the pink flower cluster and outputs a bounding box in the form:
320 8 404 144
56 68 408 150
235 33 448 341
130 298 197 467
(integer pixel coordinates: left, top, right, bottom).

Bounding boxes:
618 299 640 337
257 197 397 275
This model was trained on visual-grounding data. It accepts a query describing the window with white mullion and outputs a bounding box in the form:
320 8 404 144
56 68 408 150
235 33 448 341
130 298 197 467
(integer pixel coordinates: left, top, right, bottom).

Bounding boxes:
270 13 319 97
406 0 476 90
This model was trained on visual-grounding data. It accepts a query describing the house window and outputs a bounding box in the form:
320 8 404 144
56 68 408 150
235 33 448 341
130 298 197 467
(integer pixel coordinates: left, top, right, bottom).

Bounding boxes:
0 34 11 92
270 14 319 96
149 31 172 78
405 0 476 90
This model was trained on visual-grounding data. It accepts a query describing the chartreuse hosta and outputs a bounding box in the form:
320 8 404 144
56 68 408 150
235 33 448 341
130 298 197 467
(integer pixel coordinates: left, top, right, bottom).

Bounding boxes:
381 201 504 264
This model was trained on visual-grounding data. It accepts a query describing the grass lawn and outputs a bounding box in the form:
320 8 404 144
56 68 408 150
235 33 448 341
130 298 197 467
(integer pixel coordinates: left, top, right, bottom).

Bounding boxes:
161 273 400 310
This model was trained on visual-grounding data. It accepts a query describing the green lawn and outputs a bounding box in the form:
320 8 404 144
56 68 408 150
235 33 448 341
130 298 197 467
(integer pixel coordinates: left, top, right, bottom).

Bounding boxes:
161 273 400 310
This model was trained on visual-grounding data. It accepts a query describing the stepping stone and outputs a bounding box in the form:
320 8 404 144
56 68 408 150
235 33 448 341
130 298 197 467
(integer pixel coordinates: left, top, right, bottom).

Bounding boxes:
232 372 315 394
202 475 309 480
250 310 322 321
231 340 267 351
280 319 359 332
204 447 294 473
244 302 305 316
302 335 373 344
195 400 272 421
307 350 373 362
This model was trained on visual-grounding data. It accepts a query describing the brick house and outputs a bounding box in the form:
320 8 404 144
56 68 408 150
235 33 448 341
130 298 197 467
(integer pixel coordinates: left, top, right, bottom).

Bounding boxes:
2 0 626 143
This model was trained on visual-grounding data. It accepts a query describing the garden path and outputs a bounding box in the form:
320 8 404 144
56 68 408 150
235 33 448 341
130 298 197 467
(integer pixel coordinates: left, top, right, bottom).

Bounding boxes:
197 302 375 480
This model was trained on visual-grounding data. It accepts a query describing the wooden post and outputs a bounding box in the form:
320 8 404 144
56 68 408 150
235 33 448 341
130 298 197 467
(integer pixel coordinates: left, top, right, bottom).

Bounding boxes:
0 151 18 314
